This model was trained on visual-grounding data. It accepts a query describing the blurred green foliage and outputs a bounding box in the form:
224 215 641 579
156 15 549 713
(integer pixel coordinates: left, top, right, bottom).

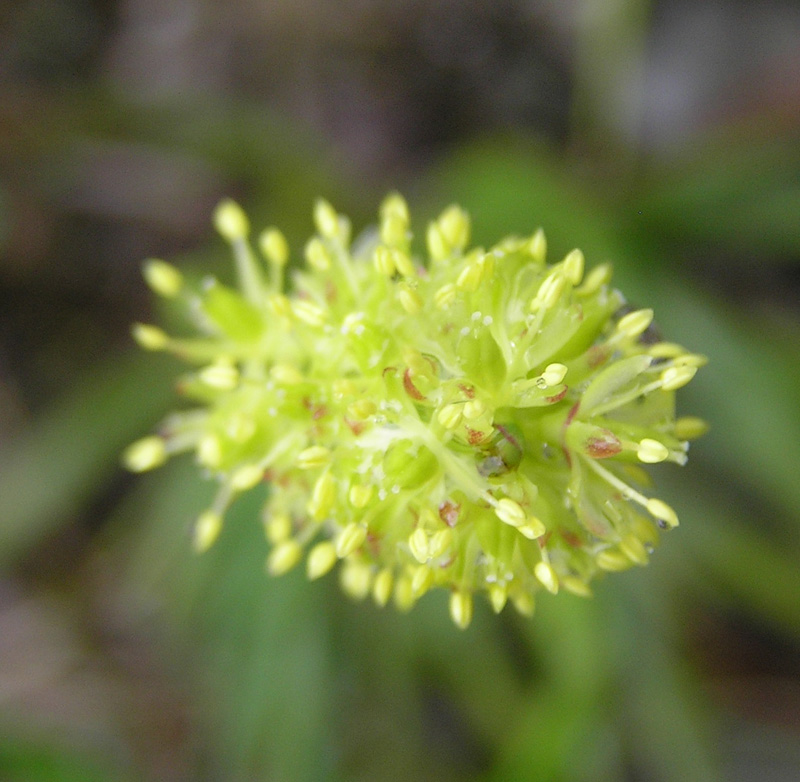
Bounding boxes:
2 2 800 780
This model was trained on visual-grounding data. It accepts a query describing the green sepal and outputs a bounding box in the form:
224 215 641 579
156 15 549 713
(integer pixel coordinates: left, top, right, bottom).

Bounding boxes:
200 280 264 341
579 354 652 415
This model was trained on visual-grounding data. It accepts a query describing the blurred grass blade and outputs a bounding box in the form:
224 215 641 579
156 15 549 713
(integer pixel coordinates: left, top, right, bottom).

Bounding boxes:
637 128 800 258
0 352 176 566
654 285 800 527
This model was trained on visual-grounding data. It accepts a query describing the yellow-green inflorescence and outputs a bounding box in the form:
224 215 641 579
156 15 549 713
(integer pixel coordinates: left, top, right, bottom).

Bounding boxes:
125 194 707 629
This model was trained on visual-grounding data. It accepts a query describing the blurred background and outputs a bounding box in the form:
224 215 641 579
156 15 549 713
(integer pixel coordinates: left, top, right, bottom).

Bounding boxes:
1 1 799 780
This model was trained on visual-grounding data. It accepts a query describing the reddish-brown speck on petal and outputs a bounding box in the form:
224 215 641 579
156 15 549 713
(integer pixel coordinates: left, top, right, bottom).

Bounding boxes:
538 532 552 548
366 531 381 556
403 368 426 400
546 386 568 404
587 345 609 368
560 530 582 548
467 428 486 445
344 417 365 435
439 500 460 527
586 431 622 458
458 383 476 399
325 279 337 303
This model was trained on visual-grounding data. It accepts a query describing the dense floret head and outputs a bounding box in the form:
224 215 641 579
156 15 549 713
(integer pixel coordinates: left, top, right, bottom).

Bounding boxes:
125 194 706 628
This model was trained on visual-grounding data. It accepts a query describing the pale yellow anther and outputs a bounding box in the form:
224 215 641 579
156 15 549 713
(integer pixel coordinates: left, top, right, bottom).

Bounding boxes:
340 560 372 600
427 222 449 262
348 484 373 509
270 364 304 385
434 283 457 309
596 548 633 572
409 528 430 563
648 342 684 359
259 228 289 267
398 287 423 314
541 363 568 386
534 561 559 594
562 576 593 598
528 229 547 263
646 498 679 529
304 237 331 271
265 512 291 544
495 498 527 528
267 539 302 576
616 308 654 339
462 398 486 420
306 541 338 580
411 564 434 596
230 464 264 491
428 528 453 559
307 472 336 521
197 434 222 469
674 416 709 440
373 246 396 276
193 510 223 553
637 438 670 464
267 294 292 318
132 323 168 351
392 250 415 277
532 273 566 309
213 198 250 240
620 534 649 565
518 517 547 539
578 262 612 294
563 249 585 285
393 575 415 612
199 361 239 390
347 399 377 420
489 584 508 614
660 365 697 391
456 261 482 292
438 205 470 251
336 523 367 558
143 259 183 298
478 252 495 279
437 403 463 430
380 192 409 223
674 353 708 368
380 214 409 248
292 300 326 327
511 591 535 617
449 590 473 630
296 445 331 470
372 568 394 607
123 436 167 472
313 198 340 240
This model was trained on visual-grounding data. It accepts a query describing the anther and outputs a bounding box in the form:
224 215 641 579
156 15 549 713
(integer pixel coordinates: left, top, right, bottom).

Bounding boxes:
213 199 250 240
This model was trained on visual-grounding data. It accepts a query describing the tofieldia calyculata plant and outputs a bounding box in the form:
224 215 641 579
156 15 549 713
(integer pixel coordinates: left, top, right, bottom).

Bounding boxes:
124 194 706 629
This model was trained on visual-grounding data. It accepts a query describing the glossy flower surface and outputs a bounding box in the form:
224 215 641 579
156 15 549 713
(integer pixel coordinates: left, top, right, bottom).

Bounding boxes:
125 194 706 628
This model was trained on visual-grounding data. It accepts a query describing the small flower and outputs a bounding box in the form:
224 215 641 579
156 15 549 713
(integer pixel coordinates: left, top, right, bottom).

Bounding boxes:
125 195 706 629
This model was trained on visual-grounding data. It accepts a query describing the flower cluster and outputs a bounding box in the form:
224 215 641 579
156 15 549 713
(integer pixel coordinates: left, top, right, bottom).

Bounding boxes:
125 194 706 628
